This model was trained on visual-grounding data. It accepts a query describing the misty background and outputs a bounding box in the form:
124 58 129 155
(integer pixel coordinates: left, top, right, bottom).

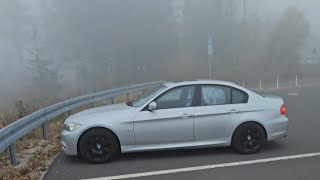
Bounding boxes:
0 0 319 112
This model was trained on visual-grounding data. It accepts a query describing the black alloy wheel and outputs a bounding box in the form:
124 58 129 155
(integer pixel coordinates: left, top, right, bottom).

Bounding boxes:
79 128 119 163
232 122 267 154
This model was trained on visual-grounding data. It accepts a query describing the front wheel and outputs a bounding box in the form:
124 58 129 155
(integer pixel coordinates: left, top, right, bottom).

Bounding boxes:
232 122 267 154
79 128 119 163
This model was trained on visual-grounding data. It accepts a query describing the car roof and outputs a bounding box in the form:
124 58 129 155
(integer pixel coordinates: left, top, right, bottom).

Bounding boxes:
162 80 238 88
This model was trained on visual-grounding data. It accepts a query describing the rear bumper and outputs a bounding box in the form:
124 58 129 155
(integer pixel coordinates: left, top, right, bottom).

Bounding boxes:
265 116 288 141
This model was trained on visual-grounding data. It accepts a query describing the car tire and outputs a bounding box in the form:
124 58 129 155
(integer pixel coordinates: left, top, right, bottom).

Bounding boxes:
79 128 119 163
232 122 267 154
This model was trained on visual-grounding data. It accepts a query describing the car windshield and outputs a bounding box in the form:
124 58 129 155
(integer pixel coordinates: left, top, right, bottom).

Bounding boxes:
132 85 167 107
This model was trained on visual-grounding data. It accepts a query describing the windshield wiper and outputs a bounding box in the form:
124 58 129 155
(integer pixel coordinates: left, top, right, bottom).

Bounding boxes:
126 100 134 107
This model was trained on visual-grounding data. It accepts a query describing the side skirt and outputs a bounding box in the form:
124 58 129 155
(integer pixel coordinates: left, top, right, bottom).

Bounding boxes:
121 139 231 153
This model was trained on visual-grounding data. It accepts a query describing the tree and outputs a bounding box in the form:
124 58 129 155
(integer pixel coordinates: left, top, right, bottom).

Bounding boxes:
0 1 25 63
26 27 62 97
266 6 310 77
182 0 238 79
47 0 176 89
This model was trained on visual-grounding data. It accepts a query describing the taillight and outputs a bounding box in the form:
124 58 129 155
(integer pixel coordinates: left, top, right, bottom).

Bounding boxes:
280 104 286 115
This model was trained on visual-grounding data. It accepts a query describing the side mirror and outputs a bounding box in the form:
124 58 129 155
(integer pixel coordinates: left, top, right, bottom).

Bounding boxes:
148 101 157 111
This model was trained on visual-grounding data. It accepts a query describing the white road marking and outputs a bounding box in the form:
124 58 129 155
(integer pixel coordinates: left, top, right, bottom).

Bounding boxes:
288 93 299 96
84 152 320 180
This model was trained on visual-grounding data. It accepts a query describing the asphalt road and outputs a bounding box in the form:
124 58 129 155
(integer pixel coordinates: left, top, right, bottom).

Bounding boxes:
45 84 320 180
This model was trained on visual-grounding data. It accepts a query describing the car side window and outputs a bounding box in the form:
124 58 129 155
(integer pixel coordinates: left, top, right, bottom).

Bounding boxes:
157 88 182 102
155 86 195 110
201 85 231 106
232 88 248 104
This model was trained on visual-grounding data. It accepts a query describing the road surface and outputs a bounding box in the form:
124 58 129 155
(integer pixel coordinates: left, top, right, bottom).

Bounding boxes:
45 84 320 180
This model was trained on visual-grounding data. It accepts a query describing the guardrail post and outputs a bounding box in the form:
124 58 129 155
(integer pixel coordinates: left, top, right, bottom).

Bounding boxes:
42 122 48 140
91 88 96 108
7 143 18 165
42 108 48 140
296 75 298 87
277 76 279 88
67 110 72 117
127 92 129 102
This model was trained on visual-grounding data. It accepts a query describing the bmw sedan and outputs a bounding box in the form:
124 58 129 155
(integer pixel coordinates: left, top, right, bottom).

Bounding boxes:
61 80 288 163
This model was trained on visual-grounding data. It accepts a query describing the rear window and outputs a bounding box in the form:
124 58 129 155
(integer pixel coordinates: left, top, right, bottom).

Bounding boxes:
232 89 249 104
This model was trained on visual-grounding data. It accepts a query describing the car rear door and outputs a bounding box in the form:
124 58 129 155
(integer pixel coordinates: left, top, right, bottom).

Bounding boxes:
134 85 196 145
194 85 249 143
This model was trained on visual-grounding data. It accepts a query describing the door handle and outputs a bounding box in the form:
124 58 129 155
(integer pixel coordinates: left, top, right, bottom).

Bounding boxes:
180 113 193 118
229 109 240 113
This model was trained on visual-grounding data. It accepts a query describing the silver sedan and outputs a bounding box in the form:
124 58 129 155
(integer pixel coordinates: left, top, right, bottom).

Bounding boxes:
61 80 288 163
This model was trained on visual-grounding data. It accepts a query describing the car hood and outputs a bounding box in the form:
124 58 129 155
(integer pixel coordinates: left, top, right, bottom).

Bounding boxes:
66 103 134 123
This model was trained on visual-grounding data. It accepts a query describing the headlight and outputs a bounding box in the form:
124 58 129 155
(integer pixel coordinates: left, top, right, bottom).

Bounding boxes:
64 122 81 132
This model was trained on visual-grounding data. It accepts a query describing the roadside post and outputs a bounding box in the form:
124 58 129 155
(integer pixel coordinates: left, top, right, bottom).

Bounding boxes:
208 36 214 79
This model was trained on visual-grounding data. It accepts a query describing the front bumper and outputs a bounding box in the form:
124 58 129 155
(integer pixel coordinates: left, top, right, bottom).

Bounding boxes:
265 116 289 141
61 127 84 155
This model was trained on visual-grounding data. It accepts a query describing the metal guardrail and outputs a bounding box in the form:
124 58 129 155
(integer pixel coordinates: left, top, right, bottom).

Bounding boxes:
0 81 165 165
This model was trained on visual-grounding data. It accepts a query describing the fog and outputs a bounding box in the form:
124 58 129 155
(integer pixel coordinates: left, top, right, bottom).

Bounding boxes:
0 0 319 111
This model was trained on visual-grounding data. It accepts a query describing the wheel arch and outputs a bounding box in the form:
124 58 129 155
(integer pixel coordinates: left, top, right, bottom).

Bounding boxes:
231 121 268 145
77 126 121 155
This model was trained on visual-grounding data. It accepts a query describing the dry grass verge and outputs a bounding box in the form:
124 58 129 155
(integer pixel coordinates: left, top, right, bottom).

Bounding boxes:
0 116 63 180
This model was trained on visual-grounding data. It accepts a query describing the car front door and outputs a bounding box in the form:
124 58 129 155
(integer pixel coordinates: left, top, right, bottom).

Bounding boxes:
134 85 196 145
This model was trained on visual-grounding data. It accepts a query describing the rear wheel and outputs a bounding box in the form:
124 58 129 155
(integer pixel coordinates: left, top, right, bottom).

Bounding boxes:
79 128 119 163
232 122 267 154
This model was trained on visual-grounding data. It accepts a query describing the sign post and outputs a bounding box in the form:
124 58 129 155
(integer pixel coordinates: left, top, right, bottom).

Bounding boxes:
208 36 214 79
